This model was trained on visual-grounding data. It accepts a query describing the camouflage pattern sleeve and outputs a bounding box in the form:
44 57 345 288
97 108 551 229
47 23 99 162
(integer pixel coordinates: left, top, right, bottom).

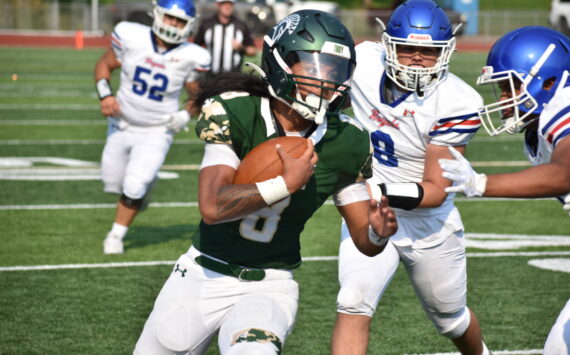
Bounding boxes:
195 97 233 144
356 143 373 182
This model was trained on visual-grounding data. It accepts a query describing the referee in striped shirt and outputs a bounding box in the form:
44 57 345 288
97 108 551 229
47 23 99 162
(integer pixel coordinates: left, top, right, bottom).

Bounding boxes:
194 0 257 73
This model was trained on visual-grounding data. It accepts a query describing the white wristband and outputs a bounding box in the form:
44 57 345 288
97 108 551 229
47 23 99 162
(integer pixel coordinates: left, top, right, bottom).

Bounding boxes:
256 176 290 206
476 173 488 196
96 78 112 100
368 225 389 247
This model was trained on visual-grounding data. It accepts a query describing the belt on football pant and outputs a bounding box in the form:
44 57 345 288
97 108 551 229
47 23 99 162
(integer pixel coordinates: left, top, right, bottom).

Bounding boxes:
194 255 266 281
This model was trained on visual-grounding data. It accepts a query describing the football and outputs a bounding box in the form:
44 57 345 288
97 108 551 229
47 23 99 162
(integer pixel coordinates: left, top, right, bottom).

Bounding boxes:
233 136 308 184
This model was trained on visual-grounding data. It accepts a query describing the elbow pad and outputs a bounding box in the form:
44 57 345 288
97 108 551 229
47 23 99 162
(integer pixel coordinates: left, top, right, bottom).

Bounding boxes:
379 183 424 210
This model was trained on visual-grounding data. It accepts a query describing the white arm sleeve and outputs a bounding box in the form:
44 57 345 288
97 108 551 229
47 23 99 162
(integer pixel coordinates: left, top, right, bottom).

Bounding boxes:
333 181 369 206
200 143 241 170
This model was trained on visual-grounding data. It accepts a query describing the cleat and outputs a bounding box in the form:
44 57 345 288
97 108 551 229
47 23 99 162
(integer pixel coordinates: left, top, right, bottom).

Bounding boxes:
103 232 124 254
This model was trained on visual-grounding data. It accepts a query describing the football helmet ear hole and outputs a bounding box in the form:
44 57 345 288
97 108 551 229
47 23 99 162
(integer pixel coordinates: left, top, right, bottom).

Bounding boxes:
543 77 557 91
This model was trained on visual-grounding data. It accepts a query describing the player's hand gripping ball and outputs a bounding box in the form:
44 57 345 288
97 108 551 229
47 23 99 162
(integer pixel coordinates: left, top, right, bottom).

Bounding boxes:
233 137 308 184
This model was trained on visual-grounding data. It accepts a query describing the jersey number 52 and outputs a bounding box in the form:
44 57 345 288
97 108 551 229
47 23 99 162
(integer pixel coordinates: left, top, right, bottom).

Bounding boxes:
132 66 168 102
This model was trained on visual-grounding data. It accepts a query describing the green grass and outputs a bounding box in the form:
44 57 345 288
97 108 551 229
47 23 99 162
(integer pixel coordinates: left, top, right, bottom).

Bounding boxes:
0 47 569 354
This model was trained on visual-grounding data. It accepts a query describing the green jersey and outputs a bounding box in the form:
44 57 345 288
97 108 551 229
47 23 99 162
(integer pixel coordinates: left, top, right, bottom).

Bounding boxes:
194 92 372 269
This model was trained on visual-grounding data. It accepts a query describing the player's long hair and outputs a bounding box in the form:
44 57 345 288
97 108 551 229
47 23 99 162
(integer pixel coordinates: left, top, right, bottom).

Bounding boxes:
195 72 270 108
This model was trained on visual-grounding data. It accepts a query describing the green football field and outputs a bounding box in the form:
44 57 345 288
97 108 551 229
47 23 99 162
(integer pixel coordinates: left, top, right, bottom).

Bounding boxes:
0 47 569 355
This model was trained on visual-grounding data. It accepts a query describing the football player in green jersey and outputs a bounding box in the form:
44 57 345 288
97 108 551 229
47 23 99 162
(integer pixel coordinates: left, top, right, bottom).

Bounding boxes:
134 10 397 355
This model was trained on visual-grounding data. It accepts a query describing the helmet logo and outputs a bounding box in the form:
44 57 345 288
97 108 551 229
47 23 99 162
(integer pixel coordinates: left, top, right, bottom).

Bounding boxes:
407 33 433 41
271 14 301 43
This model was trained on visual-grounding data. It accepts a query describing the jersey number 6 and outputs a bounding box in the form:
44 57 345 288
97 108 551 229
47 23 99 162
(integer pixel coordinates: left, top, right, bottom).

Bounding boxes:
132 66 168 102
371 130 399 167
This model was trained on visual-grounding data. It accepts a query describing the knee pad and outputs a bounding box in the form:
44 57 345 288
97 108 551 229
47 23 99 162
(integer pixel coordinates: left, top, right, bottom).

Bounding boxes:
226 330 281 355
123 175 150 200
431 306 471 339
120 193 145 209
336 285 375 316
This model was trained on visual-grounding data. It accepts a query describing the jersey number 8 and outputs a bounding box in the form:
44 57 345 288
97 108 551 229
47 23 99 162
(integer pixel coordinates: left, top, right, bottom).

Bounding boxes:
239 198 290 243
371 130 399 167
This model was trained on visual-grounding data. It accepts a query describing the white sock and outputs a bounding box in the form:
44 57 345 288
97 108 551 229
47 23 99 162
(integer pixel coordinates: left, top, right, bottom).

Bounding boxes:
110 223 128 239
482 341 490 355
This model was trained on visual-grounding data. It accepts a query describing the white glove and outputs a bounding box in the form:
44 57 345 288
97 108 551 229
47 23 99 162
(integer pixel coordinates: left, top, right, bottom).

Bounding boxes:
563 194 570 216
439 146 488 197
166 110 190 133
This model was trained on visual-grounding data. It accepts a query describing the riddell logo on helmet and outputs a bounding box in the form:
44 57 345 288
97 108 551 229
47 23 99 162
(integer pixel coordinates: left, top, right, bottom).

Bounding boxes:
408 34 432 41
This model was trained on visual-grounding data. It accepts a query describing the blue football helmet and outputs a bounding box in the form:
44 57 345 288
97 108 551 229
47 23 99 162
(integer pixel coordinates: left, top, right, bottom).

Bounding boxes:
382 0 456 93
477 26 570 135
152 0 196 44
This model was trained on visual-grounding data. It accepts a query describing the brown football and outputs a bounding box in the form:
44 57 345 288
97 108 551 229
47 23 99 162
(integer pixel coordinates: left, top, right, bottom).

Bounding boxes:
233 136 308 184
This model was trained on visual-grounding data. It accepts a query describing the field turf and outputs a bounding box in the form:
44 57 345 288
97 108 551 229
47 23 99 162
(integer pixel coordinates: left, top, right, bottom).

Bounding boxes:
0 47 569 355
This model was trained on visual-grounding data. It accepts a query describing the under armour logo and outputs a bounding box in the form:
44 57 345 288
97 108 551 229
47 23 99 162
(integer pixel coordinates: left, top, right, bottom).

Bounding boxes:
174 264 187 277
403 109 415 118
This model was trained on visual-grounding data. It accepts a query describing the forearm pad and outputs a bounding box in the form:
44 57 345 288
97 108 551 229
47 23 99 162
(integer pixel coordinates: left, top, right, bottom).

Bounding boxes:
379 182 424 210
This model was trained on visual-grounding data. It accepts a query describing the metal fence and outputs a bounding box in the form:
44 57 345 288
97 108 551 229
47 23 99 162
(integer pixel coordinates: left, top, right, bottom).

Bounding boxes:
0 0 551 38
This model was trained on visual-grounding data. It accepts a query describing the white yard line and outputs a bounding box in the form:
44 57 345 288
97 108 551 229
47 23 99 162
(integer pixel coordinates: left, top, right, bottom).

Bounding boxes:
0 202 199 210
0 104 99 110
0 139 202 145
1 252 569 272
0 120 106 125
0 198 555 211
407 350 542 355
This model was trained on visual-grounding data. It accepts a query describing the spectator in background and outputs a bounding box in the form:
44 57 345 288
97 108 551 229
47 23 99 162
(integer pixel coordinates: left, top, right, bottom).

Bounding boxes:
93 0 210 254
194 0 257 73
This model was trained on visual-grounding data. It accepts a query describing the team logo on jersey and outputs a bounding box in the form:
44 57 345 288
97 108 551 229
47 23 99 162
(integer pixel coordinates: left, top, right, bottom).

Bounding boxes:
271 14 300 43
145 57 166 69
370 109 400 129
403 109 415 118
174 264 187 277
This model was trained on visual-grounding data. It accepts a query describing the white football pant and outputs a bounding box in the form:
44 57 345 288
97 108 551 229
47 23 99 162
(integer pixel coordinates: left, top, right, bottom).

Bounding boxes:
101 121 173 199
543 299 570 355
134 247 299 355
337 221 471 338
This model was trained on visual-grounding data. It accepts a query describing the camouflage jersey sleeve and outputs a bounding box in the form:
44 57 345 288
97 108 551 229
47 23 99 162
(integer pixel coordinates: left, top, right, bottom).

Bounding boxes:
195 97 233 145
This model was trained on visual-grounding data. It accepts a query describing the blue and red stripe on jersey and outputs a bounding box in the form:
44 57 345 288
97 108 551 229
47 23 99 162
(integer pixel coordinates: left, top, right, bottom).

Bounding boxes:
429 112 481 136
542 106 570 147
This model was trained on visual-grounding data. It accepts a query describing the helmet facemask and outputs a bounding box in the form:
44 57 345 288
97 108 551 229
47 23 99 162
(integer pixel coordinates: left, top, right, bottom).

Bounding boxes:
279 50 353 124
477 43 561 136
382 31 455 94
477 67 538 136
259 10 356 125
152 0 196 44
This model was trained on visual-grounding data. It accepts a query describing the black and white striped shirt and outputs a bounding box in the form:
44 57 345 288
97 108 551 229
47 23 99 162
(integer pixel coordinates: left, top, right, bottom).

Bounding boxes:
194 15 254 73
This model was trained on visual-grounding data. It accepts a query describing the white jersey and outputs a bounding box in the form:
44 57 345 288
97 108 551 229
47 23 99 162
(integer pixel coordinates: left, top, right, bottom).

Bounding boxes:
350 41 483 246
111 21 211 126
526 85 570 202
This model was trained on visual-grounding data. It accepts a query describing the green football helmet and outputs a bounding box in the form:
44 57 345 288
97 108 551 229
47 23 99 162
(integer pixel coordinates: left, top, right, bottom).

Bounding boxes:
260 10 356 124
